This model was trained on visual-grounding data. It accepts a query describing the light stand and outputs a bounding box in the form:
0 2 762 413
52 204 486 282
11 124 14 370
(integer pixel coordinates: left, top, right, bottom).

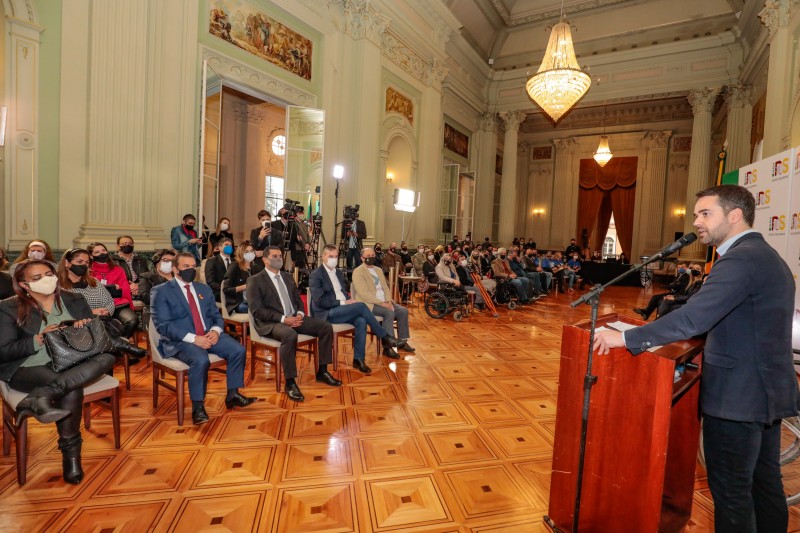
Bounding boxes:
332 165 344 247
393 188 420 243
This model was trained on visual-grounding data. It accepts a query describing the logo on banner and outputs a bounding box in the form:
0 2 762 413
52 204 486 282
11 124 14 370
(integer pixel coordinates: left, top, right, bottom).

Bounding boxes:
755 189 771 207
769 214 786 232
744 169 758 186
772 157 790 178
791 212 800 231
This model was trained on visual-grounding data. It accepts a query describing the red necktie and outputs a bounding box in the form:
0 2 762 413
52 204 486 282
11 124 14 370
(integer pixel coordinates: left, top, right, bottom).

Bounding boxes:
185 284 205 336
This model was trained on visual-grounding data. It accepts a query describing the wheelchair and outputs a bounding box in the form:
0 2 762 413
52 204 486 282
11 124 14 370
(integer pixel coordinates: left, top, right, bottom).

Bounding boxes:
424 283 472 321
492 278 519 310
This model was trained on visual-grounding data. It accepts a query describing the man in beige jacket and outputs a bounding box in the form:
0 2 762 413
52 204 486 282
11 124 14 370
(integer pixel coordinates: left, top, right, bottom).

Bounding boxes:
353 248 414 353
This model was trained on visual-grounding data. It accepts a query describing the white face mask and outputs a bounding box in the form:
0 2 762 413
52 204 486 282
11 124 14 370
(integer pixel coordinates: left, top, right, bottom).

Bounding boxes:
460 260 468 267
27 275 58 295
326 257 338 269
243 251 256 262
159 261 173 274
220 223 229 231
427 254 434 261
28 250 45 261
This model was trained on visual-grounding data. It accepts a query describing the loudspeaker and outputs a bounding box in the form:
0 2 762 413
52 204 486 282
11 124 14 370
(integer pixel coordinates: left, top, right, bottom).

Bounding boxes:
674 231 684 241
442 218 453 234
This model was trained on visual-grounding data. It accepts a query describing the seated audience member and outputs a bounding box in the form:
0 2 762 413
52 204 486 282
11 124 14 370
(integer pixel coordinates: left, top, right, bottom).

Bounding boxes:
478 248 493 276
468 251 497 295
566 252 583 287
398 242 414 269
247 246 340 400
0 247 7 272
57 249 115 318
509 250 540 299
222 241 264 314
591 250 603 262
139 249 175 326
0 260 116 484
352 247 414 362
381 242 402 276
553 252 577 292
525 238 537 251
522 249 549 294
453 251 486 310
170 214 203 262
373 243 385 270
433 245 445 263
309 245 403 361
422 249 439 282
88 242 138 337
411 244 427 277
435 253 464 290
618 252 630 264
205 237 234 302
656 263 705 318
491 248 530 304
150 252 255 424
565 238 581 257
208 217 234 255
9 240 58 276
249 210 274 258
633 262 691 320
113 235 151 301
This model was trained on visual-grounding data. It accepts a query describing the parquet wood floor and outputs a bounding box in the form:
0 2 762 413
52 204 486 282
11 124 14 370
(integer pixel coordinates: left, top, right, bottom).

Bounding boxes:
1 285 799 532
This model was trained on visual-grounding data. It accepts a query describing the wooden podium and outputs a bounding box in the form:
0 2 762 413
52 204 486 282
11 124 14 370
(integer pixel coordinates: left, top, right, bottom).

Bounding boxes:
547 313 704 533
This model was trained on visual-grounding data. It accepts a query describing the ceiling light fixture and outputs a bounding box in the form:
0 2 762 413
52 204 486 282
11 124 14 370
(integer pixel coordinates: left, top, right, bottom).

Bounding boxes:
593 106 613 167
525 3 591 123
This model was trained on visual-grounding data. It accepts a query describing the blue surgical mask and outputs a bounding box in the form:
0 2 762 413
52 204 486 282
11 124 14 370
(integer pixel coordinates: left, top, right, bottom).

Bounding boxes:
678 267 686 273
223 245 233 255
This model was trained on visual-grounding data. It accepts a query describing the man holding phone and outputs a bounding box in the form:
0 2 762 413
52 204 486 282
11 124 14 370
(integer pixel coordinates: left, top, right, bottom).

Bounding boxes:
250 210 274 258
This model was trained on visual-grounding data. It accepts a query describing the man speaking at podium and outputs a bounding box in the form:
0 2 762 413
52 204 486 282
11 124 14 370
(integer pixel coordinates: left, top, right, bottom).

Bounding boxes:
594 185 797 533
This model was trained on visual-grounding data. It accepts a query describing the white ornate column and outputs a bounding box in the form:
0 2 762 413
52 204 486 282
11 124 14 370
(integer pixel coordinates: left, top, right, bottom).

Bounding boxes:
640 131 672 254
516 142 530 237
472 112 497 240
724 85 752 171
549 138 576 250
684 87 721 259
760 0 798 154
376 149 389 243
497 111 526 247
5 8 43 249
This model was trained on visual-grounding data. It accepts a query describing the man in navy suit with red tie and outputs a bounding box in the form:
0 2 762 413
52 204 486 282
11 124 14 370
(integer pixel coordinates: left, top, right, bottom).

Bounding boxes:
151 252 255 425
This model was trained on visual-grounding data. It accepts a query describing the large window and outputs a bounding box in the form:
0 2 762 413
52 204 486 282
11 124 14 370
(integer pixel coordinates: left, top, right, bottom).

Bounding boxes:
603 237 616 258
265 175 285 216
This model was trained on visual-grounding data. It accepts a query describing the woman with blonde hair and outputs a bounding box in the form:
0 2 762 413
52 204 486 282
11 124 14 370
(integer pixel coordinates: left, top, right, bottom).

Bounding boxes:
9 239 57 276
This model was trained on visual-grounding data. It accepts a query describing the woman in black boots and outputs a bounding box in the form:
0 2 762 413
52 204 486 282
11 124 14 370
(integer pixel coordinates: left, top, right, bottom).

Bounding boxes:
0 260 115 484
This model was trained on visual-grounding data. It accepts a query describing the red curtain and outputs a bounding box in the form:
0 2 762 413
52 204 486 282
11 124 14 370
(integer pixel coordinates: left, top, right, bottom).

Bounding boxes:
577 157 638 257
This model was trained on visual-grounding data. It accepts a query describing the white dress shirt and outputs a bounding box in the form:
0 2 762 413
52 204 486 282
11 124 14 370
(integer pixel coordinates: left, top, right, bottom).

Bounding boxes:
367 266 386 302
175 278 223 343
324 265 348 304
266 269 304 323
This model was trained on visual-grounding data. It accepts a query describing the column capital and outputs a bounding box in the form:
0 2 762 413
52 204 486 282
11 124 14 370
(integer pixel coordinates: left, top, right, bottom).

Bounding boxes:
644 130 672 150
759 0 800 39
343 0 390 44
479 112 498 132
724 84 752 111
553 137 577 153
425 58 448 89
499 111 527 132
687 87 722 115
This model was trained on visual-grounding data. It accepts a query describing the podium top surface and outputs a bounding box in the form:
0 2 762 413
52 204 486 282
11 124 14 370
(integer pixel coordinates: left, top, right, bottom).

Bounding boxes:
568 312 704 363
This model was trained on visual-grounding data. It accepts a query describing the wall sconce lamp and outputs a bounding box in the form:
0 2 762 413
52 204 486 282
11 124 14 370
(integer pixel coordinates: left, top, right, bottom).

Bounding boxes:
386 171 394 183
532 208 545 217
674 207 686 217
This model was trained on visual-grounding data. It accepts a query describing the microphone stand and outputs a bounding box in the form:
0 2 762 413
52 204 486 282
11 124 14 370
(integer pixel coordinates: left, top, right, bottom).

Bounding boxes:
546 251 676 533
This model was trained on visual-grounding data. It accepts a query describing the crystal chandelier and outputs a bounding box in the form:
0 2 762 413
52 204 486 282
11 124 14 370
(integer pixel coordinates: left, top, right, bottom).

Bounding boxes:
525 19 591 123
593 106 613 167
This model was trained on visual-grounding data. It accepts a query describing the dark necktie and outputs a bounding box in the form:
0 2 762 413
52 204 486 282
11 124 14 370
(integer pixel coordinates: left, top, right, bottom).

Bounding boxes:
185 284 205 336
274 274 295 316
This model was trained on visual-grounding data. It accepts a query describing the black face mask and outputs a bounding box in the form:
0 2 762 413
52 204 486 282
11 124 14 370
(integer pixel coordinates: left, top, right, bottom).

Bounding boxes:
401 247 408 251
178 268 196 283
119 245 134 254
390 247 397 253
443 260 451 265
213 250 221 256
69 264 89 277
185 224 195 230
499 255 506 260
691 269 702 276
363 257 376 266
375 247 381 252
93 253 109 264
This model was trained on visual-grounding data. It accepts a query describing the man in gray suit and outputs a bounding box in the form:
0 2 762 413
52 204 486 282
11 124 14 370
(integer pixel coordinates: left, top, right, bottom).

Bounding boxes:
595 185 797 533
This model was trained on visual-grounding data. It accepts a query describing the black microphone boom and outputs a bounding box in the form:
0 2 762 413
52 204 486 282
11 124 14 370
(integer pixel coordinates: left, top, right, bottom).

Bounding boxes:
652 232 697 260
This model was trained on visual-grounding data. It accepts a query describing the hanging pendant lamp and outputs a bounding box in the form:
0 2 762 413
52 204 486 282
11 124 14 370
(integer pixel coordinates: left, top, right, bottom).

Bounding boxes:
525 17 591 123
593 106 613 167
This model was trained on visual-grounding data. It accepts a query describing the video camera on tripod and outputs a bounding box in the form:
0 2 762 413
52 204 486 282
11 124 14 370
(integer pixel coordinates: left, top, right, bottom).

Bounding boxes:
342 204 360 221
281 199 302 221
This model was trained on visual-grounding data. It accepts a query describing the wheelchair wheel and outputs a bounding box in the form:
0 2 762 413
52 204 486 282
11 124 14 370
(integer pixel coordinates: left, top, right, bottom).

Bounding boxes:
508 301 517 310
425 292 450 319
453 310 463 321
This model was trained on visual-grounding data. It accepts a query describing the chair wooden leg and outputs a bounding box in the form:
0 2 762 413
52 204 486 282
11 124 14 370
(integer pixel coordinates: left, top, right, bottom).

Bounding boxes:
83 404 92 430
111 388 121 449
123 353 131 391
249 341 256 382
332 334 339 371
275 348 282 393
2 404 11 456
152 365 159 409
16 418 27 485
176 370 186 426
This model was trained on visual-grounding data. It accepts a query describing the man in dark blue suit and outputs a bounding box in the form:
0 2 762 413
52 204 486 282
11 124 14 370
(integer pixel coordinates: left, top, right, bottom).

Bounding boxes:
595 185 797 533
151 252 255 425
309 245 403 370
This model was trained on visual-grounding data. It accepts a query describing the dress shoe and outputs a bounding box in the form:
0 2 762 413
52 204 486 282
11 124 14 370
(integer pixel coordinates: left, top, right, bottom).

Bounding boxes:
58 435 83 485
632 308 648 320
316 371 342 387
383 347 400 359
352 359 372 374
398 342 415 353
285 382 305 402
382 334 403 348
225 392 257 409
192 405 210 425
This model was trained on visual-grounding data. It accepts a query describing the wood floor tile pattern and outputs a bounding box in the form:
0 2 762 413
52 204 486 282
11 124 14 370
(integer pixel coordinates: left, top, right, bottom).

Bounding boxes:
2 286 800 531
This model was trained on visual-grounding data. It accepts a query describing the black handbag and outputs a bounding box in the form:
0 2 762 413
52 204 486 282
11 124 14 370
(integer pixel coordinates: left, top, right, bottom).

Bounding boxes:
43 318 114 372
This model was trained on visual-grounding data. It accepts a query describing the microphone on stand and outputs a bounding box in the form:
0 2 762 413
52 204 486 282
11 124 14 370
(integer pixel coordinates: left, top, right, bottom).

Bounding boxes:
650 232 698 261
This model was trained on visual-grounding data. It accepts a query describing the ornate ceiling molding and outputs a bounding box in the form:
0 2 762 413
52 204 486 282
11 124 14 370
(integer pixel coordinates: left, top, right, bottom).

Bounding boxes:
343 0 390 44
759 0 800 39
488 0 648 28
381 30 449 89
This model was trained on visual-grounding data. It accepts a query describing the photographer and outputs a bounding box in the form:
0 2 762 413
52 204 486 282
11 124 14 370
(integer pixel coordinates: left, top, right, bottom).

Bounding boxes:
249 210 274 258
340 205 366 269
